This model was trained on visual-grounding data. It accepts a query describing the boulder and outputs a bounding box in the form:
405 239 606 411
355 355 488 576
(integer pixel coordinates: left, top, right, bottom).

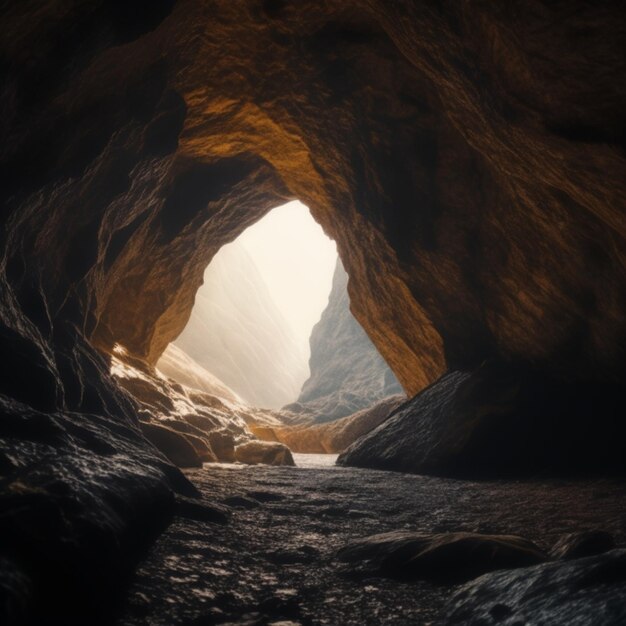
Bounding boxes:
159 418 217 462
208 431 236 463
439 549 626 625
234 441 295 466
338 362 626 477
337 531 547 583
139 422 202 468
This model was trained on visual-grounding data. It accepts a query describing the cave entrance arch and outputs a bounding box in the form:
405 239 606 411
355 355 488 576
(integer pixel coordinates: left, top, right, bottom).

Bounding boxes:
158 200 338 410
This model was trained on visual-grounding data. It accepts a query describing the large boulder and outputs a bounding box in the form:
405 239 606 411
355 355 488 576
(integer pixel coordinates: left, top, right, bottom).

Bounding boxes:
337 531 546 583
440 549 626 625
139 422 203 468
338 361 626 477
234 441 295 466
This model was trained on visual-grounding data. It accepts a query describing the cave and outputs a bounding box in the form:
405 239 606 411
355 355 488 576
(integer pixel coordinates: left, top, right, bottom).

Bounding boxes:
1 2 625 625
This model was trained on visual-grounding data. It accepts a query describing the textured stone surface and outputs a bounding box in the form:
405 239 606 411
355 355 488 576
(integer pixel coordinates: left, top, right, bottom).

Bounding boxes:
337 531 546 583
440 549 626 625
2 0 624 402
234 441 295 466
550 530 616 561
338 361 626 476
284 259 403 423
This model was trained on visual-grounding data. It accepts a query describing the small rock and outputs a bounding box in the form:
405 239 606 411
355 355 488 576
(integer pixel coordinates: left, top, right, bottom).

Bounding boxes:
174 495 230 524
222 495 261 509
550 530 615 560
246 491 284 502
337 531 547 583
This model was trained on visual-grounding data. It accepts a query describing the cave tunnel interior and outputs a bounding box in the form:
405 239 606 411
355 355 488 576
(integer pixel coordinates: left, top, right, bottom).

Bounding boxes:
1 1 625 625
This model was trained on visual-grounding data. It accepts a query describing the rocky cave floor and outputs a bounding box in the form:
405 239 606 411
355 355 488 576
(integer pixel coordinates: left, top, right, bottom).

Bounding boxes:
116 455 626 626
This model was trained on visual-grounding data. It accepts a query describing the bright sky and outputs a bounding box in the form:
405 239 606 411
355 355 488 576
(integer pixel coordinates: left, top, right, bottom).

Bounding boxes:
236 200 337 355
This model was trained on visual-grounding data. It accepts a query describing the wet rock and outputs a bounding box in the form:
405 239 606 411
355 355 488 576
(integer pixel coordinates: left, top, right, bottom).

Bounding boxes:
235 441 295 466
439 549 626 625
338 362 626 477
0 397 180 624
140 421 203 468
222 495 261 509
550 530 616 560
337 531 547 583
174 495 230 525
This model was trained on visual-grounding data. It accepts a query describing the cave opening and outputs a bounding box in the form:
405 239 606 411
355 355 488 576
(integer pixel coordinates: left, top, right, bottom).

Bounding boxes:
159 199 338 410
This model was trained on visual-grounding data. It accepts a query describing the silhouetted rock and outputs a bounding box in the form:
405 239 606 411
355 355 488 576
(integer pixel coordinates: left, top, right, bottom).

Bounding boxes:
338 362 626 476
440 549 626 625
285 260 403 424
234 441 295 466
550 530 616 561
337 531 546 583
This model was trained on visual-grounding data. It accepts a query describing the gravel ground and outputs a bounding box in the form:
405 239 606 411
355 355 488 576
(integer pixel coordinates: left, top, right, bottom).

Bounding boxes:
117 454 626 625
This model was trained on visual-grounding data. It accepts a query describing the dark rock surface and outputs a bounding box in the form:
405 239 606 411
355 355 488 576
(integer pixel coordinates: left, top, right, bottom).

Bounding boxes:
0 395 191 625
550 530 616 561
337 531 547 583
338 361 626 476
115 457 626 625
440 549 626 626
285 260 403 423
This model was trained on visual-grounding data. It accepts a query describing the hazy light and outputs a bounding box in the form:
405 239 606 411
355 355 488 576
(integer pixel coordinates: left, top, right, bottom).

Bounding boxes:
235 200 337 356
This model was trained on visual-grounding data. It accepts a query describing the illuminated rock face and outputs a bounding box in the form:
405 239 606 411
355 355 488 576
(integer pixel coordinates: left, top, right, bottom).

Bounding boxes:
0 1 625 621
2 1 625 401
286 259 403 423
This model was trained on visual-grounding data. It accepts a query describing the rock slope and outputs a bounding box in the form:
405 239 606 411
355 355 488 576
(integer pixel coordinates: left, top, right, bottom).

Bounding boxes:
285 259 403 423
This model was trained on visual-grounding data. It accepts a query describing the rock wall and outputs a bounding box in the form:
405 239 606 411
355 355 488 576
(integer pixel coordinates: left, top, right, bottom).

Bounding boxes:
285 259 403 423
